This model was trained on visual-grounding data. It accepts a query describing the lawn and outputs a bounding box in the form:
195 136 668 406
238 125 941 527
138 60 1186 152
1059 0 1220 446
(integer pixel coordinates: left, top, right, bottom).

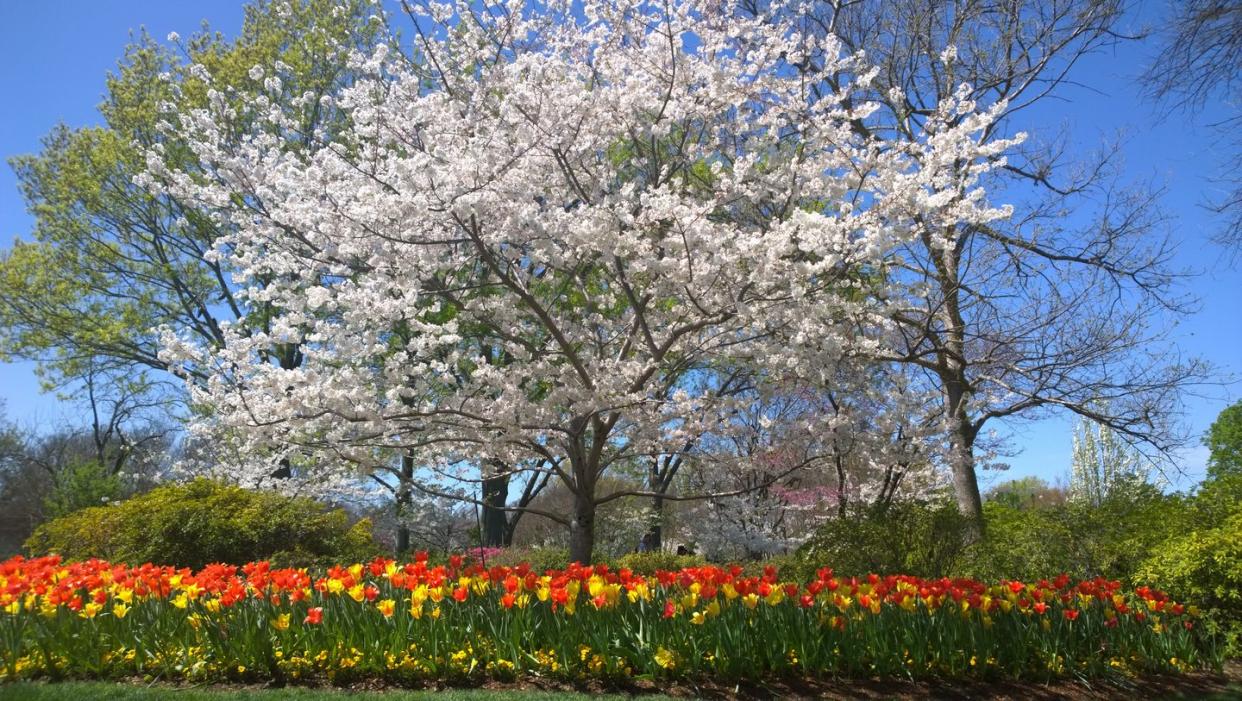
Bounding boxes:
2 677 1242 701
0 683 660 701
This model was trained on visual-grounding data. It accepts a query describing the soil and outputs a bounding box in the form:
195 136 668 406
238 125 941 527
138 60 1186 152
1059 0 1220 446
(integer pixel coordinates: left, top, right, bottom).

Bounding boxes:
113 661 1242 700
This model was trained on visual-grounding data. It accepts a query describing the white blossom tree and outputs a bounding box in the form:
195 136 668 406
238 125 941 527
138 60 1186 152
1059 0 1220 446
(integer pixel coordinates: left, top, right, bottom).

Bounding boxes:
1069 413 1154 506
147 0 1022 562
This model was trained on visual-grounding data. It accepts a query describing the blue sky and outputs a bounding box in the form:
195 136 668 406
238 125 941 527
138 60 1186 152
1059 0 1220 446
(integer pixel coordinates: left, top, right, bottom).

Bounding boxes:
0 1 1238 489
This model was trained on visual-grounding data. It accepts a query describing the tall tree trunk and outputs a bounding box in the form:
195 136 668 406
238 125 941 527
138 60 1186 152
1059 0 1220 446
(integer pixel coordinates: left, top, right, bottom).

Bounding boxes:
945 381 984 538
502 517 518 547
481 464 509 548
568 491 596 564
269 342 303 480
640 460 665 551
641 494 664 551
395 452 414 556
937 241 983 537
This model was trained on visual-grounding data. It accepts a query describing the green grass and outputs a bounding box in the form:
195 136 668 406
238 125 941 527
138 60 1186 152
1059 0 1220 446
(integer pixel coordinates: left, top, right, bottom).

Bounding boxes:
0 683 664 701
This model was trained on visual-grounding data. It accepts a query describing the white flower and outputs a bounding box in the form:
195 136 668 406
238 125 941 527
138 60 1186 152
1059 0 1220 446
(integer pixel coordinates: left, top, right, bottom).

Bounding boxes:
166 31 180 42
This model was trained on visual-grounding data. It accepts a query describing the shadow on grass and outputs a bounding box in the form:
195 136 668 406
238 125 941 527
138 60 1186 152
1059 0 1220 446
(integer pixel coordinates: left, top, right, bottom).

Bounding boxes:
1 670 1240 701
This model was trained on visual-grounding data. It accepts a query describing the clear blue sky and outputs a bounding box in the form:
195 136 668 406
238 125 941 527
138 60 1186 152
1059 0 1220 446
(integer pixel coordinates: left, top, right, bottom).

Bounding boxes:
0 1 1238 488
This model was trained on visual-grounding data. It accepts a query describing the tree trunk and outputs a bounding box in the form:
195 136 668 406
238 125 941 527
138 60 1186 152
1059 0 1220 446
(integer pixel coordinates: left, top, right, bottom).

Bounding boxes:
641 494 664 551
945 386 984 539
937 241 984 539
568 492 596 564
395 452 415 556
481 465 509 548
270 458 292 480
269 342 303 481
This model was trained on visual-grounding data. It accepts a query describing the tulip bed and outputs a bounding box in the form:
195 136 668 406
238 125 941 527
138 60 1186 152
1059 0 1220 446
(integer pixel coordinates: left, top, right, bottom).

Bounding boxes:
0 554 1219 686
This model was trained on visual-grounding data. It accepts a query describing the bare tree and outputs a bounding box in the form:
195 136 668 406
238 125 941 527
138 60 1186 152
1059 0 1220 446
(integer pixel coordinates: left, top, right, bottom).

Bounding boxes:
1143 0 1242 253
792 0 1210 529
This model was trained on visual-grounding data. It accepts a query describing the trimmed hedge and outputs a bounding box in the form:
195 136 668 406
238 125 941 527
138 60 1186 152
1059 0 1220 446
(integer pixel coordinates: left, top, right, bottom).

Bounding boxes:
25 478 377 569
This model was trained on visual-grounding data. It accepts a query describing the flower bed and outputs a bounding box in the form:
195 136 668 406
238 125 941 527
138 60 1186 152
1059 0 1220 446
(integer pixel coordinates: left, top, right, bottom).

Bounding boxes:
0 554 1217 684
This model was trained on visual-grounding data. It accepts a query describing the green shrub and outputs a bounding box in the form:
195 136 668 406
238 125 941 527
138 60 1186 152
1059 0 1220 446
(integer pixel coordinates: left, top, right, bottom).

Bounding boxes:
798 499 974 578
613 550 705 574
1136 473 1242 656
738 553 821 583
41 460 125 519
958 501 1079 582
1137 510 1242 656
961 489 1188 583
25 478 378 569
487 546 571 573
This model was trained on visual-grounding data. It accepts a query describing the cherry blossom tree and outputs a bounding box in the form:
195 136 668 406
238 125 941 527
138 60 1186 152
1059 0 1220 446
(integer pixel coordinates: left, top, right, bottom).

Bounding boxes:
147 0 1021 562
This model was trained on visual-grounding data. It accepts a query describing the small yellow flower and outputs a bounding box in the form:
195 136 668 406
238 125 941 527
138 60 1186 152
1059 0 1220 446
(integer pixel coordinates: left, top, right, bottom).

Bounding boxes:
272 613 291 631
377 599 396 618
112 603 129 620
654 647 677 670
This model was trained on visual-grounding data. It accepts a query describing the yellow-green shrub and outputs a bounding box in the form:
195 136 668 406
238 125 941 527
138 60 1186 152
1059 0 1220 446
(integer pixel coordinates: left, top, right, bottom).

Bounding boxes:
614 550 705 574
1138 485 1242 656
25 478 378 569
488 546 571 573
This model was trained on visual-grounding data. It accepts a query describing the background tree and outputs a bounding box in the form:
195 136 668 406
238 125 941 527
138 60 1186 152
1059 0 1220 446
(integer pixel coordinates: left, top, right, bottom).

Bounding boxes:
798 0 1208 530
0 0 386 473
985 476 1069 510
1205 400 1242 478
1143 0 1242 253
1069 413 1155 506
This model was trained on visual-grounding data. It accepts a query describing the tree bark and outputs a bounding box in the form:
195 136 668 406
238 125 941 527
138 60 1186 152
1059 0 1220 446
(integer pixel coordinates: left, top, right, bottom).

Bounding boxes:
481 464 509 548
395 452 415 556
568 491 596 564
945 382 984 538
269 342 303 480
641 494 664 551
